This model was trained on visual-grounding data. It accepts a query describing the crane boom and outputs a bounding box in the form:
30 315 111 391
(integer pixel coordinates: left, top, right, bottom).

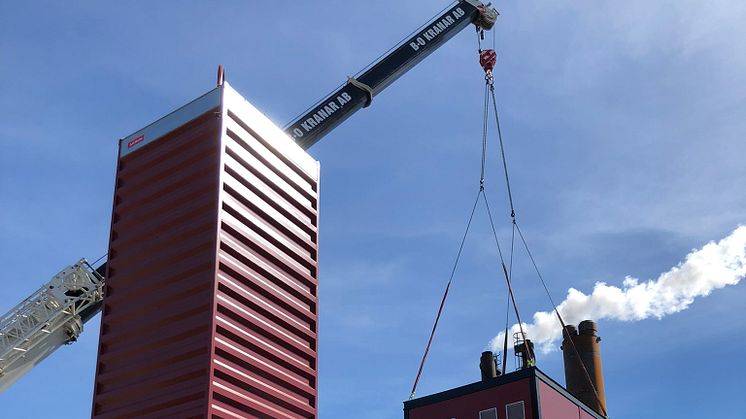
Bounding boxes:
286 0 497 149
0 260 104 392
0 0 497 392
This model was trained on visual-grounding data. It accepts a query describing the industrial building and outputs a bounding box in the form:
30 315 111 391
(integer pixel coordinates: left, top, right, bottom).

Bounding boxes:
91 82 319 418
404 367 603 419
405 321 607 419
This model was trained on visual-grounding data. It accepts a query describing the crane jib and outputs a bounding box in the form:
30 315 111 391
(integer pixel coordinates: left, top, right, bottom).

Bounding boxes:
285 1 483 150
409 6 467 52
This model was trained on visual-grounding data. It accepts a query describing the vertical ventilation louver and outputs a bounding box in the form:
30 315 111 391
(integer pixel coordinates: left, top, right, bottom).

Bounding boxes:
209 89 320 419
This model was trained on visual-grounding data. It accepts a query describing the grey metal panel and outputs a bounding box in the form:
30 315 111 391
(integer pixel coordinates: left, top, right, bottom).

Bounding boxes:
119 87 221 157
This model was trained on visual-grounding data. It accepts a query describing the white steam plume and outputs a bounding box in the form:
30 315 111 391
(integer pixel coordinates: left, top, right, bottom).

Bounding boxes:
488 226 746 354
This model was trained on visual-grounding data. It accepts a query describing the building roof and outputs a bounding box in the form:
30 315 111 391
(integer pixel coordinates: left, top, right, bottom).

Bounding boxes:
404 367 605 419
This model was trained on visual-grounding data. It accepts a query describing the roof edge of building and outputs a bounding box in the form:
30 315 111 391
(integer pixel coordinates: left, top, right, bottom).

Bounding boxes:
403 367 535 410
403 367 605 419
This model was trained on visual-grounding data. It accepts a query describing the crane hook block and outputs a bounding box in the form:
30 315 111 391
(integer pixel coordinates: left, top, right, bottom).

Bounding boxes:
480 49 497 73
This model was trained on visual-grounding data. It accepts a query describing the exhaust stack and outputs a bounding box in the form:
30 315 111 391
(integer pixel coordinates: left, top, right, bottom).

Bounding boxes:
479 351 500 381
561 320 607 416
514 338 535 370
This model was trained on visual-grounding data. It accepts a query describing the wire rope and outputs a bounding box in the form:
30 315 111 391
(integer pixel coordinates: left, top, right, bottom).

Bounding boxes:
408 189 481 400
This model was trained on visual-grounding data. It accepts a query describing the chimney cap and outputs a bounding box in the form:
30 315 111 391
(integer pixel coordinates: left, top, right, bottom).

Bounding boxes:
563 325 578 337
579 320 597 334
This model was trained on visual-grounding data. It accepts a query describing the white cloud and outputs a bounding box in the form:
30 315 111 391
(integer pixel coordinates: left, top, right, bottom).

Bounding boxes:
489 225 746 353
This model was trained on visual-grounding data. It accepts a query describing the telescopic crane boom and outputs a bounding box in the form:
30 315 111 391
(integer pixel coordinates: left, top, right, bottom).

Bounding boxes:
0 0 497 392
286 0 497 148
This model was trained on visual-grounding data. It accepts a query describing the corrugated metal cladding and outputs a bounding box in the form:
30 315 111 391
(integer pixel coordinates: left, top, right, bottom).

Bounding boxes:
210 84 319 419
92 83 320 419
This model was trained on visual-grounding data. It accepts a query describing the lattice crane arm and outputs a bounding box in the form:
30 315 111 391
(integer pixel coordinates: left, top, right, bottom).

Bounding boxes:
0 260 104 392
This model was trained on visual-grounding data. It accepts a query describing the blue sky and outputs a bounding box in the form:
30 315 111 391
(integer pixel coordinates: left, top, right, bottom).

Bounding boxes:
1 1 745 418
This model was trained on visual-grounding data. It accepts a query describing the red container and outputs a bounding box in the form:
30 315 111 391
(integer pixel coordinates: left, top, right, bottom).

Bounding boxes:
403 368 604 419
92 83 320 418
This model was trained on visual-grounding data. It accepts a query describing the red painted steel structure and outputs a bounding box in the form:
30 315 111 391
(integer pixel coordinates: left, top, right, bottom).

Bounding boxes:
91 83 320 418
403 368 605 419
537 381 598 419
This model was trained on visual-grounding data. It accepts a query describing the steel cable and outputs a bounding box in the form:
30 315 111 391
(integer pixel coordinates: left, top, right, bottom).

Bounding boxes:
489 85 515 218
90 253 108 268
514 223 608 417
408 189 481 400
482 190 532 366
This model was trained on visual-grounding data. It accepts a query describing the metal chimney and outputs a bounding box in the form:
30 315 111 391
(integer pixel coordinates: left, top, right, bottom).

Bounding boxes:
561 320 607 416
513 334 535 370
479 351 500 381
